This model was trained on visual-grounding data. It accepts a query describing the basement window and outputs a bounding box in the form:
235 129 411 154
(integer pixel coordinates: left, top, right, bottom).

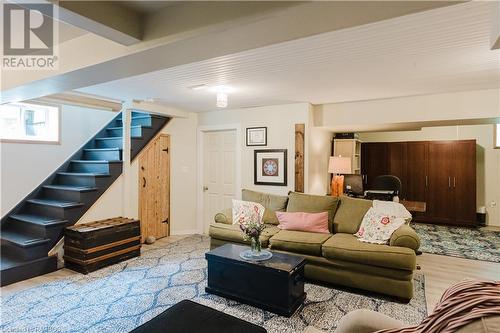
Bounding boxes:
0 102 60 143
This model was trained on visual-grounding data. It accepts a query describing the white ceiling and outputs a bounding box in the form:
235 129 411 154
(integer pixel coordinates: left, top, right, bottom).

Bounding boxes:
78 1 500 112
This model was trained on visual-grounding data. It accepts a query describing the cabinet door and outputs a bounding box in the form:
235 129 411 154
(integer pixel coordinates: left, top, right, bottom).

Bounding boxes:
427 141 455 224
453 140 476 225
361 143 388 188
387 142 407 198
406 142 428 203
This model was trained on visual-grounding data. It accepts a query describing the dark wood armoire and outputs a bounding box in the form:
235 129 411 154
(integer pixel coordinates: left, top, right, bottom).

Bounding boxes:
361 140 477 226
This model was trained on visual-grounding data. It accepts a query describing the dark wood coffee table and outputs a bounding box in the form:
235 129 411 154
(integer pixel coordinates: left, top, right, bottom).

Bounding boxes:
205 244 306 317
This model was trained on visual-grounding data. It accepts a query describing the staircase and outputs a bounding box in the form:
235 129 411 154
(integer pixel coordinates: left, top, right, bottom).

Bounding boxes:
0 111 169 286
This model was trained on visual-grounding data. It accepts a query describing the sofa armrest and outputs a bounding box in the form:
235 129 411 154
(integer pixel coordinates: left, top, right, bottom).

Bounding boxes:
214 208 233 225
332 309 405 333
389 224 420 252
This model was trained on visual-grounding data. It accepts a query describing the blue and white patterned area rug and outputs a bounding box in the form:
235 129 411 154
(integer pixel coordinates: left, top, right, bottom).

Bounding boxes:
1 235 427 333
412 223 500 263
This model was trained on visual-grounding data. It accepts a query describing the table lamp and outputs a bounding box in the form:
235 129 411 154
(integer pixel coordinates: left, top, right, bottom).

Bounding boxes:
328 156 352 197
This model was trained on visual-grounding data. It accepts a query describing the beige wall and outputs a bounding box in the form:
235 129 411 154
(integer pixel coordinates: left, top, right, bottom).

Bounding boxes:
359 124 500 227
197 103 312 196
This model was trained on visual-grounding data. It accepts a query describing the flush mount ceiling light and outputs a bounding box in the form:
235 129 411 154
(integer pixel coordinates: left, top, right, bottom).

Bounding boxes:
210 85 234 93
216 92 228 108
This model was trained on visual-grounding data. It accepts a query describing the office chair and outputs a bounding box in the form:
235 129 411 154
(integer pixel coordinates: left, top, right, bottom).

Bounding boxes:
364 175 402 201
372 175 402 195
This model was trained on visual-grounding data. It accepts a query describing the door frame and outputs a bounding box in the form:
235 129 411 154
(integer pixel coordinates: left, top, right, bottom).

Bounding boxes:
197 124 242 234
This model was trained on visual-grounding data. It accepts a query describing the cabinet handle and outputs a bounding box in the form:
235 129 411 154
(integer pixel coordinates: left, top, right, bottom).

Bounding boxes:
448 177 451 188
425 176 428 188
453 177 456 189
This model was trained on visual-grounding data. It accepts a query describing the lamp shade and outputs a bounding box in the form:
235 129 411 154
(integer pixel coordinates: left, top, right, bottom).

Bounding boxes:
328 156 352 174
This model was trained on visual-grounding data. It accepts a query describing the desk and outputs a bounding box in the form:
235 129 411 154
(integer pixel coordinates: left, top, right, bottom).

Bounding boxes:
401 200 426 213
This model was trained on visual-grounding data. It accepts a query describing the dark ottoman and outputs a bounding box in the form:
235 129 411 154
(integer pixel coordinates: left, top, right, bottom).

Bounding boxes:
130 299 267 333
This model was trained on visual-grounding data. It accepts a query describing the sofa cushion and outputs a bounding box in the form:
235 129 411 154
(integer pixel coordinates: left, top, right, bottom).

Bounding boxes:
269 230 332 256
242 189 289 225
209 223 279 247
286 192 340 232
321 233 416 271
333 196 372 234
276 211 330 234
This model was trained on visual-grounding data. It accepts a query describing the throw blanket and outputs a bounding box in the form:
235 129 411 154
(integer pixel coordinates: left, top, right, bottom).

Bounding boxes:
354 200 412 244
375 280 500 333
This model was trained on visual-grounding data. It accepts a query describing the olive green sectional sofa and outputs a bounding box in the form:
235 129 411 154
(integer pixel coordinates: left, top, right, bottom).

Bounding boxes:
209 189 421 300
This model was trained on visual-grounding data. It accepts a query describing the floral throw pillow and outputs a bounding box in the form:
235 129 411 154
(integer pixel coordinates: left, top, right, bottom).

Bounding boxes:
232 199 265 226
354 207 406 244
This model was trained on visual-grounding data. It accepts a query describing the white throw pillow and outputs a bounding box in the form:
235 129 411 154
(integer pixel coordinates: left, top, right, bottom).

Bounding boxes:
354 207 407 244
232 199 265 226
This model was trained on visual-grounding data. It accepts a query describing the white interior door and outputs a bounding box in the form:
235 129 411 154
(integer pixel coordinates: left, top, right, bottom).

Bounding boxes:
203 130 237 233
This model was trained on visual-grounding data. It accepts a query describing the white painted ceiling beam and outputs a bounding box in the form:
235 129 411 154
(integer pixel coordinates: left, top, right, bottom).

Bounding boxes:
9 0 143 45
313 89 500 131
28 91 123 111
127 100 189 118
1 1 462 104
55 1 143 46
491 0 500 50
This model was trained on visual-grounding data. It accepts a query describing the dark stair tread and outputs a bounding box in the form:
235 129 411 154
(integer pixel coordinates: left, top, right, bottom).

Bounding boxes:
1 230 50 247
43 184 98 192
0 253 57 279
26 198 84 208
1 252 26 270
70 160 122 164
84 147 121 151
131 115 151 119
95 136 122 141
10 214 68 227
57 171 110 177
107 125 151 130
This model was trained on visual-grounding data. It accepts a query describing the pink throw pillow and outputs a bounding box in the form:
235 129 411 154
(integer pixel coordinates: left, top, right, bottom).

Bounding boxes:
276 211 329 234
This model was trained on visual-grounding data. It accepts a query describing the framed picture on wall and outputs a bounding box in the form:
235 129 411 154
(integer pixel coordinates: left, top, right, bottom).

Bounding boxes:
254 149 287 186
246 127 267 146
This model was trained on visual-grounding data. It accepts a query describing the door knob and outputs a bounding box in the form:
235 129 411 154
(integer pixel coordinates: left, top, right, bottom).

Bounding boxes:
203 186 208 192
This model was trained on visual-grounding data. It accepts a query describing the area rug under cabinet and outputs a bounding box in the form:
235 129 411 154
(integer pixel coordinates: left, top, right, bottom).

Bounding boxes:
0 235 427 333
412 223 500 263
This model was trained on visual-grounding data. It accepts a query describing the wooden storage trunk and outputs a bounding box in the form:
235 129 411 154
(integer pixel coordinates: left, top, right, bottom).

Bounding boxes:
64 217 141 274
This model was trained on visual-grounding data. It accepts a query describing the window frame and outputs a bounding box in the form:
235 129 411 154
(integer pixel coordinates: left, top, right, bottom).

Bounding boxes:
0 102 61 145
495 123 500 149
